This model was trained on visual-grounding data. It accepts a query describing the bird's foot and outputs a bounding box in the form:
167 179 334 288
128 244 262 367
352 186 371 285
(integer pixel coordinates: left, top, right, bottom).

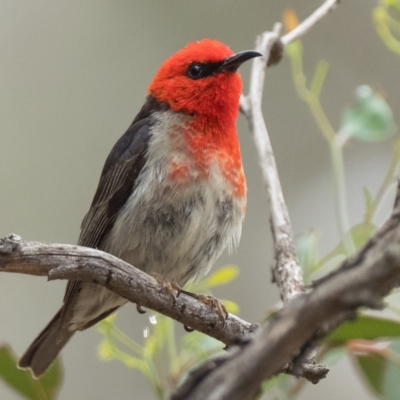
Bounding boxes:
136 274 181 314
136 304 147 314
181 290 228 328
151 273 181 305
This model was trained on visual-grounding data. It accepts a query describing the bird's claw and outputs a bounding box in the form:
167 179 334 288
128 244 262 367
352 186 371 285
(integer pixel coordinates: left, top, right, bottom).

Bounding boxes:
198 294 229 323
181 290 228 328
136 304 147 314
184 325 194 332
151 273 181 306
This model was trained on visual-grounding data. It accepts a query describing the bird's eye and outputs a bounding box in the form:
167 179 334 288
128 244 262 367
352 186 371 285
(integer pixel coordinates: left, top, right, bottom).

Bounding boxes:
187 63 203 79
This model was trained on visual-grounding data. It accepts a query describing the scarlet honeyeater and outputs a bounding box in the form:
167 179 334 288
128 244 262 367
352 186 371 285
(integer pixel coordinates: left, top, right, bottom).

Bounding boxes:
19 39 262 376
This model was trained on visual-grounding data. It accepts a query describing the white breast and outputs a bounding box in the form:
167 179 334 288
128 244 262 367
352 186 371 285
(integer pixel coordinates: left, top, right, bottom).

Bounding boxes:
69 110 246 330
100 110 245 286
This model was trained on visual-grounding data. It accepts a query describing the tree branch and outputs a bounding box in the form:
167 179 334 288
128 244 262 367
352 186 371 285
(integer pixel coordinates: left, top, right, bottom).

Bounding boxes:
170 182 400 400
281 0 341 46
240 0 342 304
0 234 329 381
0 235 253 345
0 233 326 382
241 33 296 302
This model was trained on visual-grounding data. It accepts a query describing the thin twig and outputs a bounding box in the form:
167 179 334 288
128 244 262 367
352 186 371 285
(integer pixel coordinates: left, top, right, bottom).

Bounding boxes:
231 0 342 387
242 27 304 303
240 0 342 304
281 0 341 46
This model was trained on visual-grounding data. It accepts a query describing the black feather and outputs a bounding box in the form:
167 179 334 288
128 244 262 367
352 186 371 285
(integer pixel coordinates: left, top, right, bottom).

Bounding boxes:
63 95 168 327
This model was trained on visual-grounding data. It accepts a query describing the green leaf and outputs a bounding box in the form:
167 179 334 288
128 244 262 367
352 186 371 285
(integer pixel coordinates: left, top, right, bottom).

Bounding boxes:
328 315 400 343
355 353 386 396
205 265 239 287
374 3 400 56
0 345 62 400
285 40 303 61
311 254 346 282
384 339 400 400
394 139 400 159
38 359 63 400
351 222 377 249
221 299 239 314
341 85 397 142
310 60 329 99
295 230 319 280
322 347 346 367
187 265 239 292
181 331 216 355
352 339 400 398
0 346 42 400
315 222 376 274
259 374 282 397
98 340 116 361
363 187 376 222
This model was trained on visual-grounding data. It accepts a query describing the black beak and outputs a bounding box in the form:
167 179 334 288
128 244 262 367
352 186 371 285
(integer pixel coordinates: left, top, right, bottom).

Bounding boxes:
218 50 263 72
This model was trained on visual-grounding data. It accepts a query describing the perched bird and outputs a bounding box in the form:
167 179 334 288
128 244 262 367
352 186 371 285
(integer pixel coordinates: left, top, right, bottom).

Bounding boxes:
19 39 262 377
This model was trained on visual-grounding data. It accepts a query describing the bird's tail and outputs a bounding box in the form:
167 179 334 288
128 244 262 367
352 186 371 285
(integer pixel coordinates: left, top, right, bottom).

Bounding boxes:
18 308 74 378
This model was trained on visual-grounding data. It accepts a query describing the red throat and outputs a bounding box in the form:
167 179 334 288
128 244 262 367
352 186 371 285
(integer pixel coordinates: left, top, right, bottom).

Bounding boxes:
167 116 246 198
150 39 246 198
186 118 246 198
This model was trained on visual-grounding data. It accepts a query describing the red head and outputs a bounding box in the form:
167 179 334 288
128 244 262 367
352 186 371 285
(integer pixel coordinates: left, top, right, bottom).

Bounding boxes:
149 39 261 199
148 39 261 127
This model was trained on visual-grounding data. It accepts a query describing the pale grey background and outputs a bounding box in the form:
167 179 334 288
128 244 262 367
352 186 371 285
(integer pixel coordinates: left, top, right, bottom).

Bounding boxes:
0 1 398 399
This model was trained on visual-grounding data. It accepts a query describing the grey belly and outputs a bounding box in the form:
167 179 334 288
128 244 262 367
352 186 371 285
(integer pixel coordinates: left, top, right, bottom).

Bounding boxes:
69 182 242 331
101 190 238 286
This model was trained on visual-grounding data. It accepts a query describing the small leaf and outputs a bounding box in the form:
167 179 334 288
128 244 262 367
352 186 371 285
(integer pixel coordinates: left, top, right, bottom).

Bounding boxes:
316 222 376 270
363 187 376 222
150 314 169 351
188 265 239 292
355 353 386 396
384 339 400 400
352 339 400 398
323 347 346 367
259 374 282 396
98 340 114 361
351 222 377 249
285 40 303 62
283 9 299 32
312 223 376 282
373 4 400 56
39 359 63 400
144 335 160 358
221 299 239 314
0 345 62 400
328 315 400 343
206 265 239 287
310 60 329 98
295 230 319 280
310 254 346 281
341 85 397 142
394 139 400 160
0 346 43 400
181 331 221 360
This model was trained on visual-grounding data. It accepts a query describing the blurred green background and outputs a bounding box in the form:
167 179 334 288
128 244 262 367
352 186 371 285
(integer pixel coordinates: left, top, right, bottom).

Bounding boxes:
1 1 398 399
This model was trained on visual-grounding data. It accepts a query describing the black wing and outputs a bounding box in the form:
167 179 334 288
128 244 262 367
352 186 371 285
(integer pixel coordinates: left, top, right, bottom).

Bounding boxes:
77 118 149 248
60 96 167 330
78 95 166 248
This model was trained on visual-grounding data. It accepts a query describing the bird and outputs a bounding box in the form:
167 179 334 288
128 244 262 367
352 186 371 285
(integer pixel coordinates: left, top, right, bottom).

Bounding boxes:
19 38 262 377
